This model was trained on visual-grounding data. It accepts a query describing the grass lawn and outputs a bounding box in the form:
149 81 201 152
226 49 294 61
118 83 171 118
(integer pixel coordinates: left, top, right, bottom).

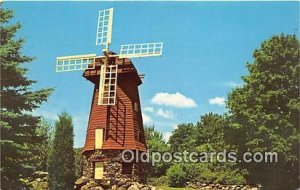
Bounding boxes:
156 186 195 190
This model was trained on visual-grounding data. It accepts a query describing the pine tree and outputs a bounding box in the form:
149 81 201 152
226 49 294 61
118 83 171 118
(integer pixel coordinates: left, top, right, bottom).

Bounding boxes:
48 112 75 190
0 5 53 189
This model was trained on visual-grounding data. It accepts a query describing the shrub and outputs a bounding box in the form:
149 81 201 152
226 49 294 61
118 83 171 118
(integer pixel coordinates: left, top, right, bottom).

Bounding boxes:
148 176 169 186
184 163 246 185
166 164 186 187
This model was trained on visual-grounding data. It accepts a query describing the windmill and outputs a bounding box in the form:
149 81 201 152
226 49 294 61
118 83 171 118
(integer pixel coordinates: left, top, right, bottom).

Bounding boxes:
56 8 163 182
56 8 163 106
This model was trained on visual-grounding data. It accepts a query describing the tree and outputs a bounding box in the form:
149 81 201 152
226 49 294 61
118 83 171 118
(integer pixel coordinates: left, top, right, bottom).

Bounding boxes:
193 113 246 185
169 123 197 152
145 125 169 152
1 5 53 189
195 113 226 147
144 125 170 177
34 119 53 172
167 114 246 186
74 148 83 179
48 112 75 190
226 34 299 189
166 164 186 187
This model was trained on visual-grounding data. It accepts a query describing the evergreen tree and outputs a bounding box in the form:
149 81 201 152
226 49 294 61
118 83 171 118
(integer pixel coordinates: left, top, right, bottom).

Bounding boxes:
35 119 53 172
1 5 53 189
226 34 300 189
74 147 83 179
48 112 75 190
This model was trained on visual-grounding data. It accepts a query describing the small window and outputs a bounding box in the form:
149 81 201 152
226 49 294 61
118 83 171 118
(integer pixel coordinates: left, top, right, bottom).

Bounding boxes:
121 163 133 175
95 129 104 149
94 162 104 179
134 102 139 112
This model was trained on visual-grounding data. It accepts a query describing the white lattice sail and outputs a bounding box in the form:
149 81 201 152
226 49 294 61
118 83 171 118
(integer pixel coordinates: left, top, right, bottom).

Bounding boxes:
119 42 163 58
56 54 96 72
98 64 118 105
96 8 114 51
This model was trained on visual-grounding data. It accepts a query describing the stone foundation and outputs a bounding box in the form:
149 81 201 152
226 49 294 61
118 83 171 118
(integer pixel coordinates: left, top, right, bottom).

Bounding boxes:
75 150 147 190
74 178 156 190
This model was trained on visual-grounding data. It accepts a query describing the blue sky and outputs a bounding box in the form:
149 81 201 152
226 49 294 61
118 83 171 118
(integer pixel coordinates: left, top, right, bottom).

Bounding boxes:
5 2 299 147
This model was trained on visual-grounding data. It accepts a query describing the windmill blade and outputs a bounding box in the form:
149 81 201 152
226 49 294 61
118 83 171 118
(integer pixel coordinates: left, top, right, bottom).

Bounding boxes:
96 8 114 51
56 54 96 72
119 42 163 58
98 64 118 105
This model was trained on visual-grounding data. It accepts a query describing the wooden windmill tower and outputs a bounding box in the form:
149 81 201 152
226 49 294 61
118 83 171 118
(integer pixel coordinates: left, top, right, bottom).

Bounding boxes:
56 8 163 182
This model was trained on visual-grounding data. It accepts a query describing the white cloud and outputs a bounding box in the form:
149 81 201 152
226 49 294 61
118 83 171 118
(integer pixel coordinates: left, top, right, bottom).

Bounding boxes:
172 124 178 130
209 97 225 106
224 81 242 88
163 132 172 142
143 107 155 112
156 108 174 119
142 113 152 124
32 109 59 121
151 92 197 108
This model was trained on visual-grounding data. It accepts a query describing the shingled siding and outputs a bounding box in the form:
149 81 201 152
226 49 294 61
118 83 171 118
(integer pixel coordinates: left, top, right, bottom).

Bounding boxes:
83 61 147 152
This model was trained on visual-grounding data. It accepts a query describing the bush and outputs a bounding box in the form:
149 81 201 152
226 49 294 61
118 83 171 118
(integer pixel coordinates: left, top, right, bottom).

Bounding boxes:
166 164 186 187
165 163 246 187
184 163 246 185
148 176 169 186
184 163 206 182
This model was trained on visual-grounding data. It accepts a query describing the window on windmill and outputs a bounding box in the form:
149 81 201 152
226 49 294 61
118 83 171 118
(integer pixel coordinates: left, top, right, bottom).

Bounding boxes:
95 129 104 149
94 162 104 179
121 163 133 175
134 102 139 112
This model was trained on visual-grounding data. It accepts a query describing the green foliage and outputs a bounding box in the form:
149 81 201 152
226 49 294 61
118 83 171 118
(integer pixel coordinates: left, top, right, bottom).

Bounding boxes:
184 163 246 185
145 125 169 152
47 112 75 190
195 113 226 148
35 119 53 172
26 171 49 190
226 34 300 189
30 180 48 190
144 126 170 177
167 114 246 186
166 164 186 187
166 162 245 188
0 5 53 189
169 123 197 152
148 176 169 186
74 148 83 179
